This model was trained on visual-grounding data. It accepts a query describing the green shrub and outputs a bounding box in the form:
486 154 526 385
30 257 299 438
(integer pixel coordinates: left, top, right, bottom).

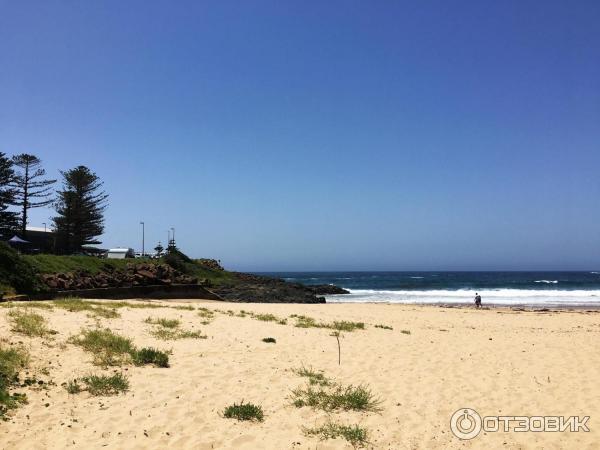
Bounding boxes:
132 348 169 368
374 324 393 330
0 242 40 294
222 401 264 421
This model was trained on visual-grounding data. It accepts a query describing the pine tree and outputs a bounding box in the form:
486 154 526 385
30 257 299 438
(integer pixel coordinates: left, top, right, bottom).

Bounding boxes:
0 152 19 236
12 154 56 238
52 166 108 254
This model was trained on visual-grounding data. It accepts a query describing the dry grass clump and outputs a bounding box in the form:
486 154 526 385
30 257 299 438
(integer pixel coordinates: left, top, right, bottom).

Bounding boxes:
53 298 120 319
144 317 180 328
294 366 332 386
290 314 364 332
7 309 56 337
144 316 206 341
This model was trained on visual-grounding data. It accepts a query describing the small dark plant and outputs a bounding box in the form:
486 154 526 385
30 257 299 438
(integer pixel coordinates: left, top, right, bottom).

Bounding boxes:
132 347 169 368
222 401 264 422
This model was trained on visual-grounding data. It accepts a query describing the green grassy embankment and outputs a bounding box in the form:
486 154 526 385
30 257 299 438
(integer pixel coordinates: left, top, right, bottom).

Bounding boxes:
0 244 235 296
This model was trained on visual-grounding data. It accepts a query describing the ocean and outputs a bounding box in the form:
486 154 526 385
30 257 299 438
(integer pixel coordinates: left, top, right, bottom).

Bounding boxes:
258 271 600 307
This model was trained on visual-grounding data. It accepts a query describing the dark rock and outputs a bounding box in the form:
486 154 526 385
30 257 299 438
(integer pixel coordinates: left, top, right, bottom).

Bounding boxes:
309 284 350 295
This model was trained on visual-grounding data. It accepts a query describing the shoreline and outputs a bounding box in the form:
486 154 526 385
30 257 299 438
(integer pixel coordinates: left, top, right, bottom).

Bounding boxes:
323 300 600 311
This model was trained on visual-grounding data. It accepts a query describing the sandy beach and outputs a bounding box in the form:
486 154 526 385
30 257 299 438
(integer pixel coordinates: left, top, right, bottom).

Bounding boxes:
0 300 598 449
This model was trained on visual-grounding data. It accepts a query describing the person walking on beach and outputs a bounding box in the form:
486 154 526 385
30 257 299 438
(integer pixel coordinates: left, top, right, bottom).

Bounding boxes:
474 292 482 308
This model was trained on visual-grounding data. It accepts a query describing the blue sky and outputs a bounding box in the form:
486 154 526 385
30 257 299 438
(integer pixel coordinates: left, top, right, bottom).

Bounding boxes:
1 1 599 271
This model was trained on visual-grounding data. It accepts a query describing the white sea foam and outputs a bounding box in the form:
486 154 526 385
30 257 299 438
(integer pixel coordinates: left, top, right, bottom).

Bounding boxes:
534 280 558 284
410 276 424 279
326 289 600 306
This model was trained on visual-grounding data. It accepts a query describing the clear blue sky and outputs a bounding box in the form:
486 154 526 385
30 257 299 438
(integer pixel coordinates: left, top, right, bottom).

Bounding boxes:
1 1 599 271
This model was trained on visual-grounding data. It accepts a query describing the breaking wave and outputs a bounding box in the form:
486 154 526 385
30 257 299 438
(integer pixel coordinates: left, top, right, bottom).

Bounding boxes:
326 289 600 306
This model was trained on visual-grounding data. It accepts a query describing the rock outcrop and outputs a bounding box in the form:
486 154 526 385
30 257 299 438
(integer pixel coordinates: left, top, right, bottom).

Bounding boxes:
40 263 198 291
211 273 329 303
308 284 350 295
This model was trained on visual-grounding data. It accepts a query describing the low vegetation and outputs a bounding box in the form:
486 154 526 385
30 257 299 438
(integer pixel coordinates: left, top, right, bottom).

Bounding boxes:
0 243 41 295
54 298 120 319
303 421 370 448
290 314 364 332
69 328 170 367
69 328 135 366
401 329 411 335
294 366 331 386
132 347 170 368
145 316 206 341
0 301 54 310
7 309 56 337
234 310 287 325
222 401 264 422
374 324 393 330
65 373 129 396
0 344 29 417
291 383 382 412
172 305 195 311
262 337 276 343
144 317 180 328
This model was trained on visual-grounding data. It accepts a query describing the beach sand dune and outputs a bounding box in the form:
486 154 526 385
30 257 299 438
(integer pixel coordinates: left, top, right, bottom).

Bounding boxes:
0 300 598 449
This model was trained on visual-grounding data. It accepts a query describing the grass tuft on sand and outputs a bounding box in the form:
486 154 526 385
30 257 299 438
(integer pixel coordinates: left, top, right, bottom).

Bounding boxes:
262 337 276 343
294 366 332 386
132 347 170 368
144 316 206 341
223 401 264 422
65 373 129 396
69 328 170 367
291 314 365 332
303 421 370 448
54 298 120 319
291 383 382 412
69 328 135 366
144 317 180 328
0 344 29 417
7 309 56 337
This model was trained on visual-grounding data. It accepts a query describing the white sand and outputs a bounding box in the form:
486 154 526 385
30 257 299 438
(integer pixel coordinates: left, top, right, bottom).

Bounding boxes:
0 300 598 449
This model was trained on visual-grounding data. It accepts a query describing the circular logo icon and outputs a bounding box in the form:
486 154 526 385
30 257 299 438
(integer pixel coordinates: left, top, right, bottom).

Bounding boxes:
450 408 482 440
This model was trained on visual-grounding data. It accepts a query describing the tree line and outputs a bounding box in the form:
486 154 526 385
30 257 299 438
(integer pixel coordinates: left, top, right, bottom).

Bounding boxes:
0 152 108 254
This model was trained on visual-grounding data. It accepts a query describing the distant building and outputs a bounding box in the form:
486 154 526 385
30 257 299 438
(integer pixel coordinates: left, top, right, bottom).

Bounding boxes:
107 248 136 259
1 226 56 253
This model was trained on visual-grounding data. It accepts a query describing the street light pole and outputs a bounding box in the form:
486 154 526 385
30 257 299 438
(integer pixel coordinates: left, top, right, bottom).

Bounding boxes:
42 222 47 233
140 221 145 256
